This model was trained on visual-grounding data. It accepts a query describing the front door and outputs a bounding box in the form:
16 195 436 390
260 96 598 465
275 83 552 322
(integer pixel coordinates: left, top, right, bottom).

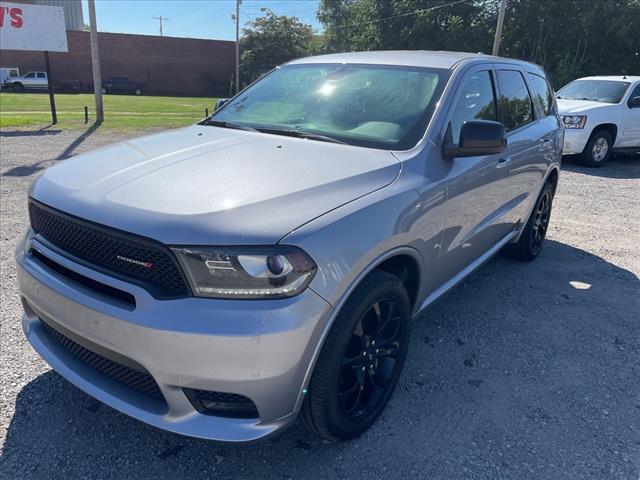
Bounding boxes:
433 66 515 289
619 83 640 148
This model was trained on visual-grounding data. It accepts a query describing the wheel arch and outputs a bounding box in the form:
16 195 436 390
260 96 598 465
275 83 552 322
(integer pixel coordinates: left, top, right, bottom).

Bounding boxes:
512 165 560 242
589 123 618 146
546 166 560 195
295 246 424 411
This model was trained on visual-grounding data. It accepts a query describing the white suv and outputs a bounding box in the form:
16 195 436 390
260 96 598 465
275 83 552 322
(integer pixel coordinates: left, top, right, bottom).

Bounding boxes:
557 75 640 166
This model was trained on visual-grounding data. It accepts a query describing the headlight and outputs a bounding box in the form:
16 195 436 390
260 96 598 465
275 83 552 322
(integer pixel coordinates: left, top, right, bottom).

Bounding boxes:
562 115 587 129
172 246 317 299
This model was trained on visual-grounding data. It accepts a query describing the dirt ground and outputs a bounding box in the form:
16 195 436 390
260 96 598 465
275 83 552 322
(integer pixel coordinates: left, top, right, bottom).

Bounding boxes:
1 128 638 479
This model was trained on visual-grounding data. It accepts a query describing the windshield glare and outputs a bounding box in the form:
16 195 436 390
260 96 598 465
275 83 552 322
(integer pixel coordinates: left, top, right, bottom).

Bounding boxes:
211 64 450 150
557 80 630 104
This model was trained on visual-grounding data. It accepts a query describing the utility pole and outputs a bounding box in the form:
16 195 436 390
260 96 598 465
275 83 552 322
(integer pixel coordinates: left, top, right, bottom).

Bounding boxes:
492 0 507 56
153 16 168 36
235 0 241 94
88 0 103 123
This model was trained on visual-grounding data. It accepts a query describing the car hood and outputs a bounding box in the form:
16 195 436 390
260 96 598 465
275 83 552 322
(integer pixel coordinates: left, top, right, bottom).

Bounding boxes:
556 98 613 114
31 125 400 245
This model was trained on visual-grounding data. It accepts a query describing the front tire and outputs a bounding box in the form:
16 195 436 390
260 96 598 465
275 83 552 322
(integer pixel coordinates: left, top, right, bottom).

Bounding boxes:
579 129 612 167
301 270 411 440
505 181 555 261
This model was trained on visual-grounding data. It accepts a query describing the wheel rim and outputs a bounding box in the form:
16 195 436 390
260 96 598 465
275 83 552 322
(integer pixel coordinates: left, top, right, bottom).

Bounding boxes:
338 298 403 419
530 190 551 254
592 137 609 162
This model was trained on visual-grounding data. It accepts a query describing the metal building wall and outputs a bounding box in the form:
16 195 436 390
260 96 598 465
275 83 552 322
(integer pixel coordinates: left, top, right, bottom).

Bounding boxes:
32 0 84 31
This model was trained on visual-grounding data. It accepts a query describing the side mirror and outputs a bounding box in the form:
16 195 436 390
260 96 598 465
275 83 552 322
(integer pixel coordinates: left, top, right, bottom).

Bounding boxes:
628 95 640 108
444 120 507 158
215 98 229 111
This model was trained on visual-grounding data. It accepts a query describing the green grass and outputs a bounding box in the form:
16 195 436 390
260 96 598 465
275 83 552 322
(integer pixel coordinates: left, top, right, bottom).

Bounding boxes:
0 93 217 130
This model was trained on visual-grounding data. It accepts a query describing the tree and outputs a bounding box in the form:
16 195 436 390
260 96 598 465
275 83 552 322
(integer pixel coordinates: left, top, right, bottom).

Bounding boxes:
317 0 493 53
317 0 640 87
240 9 317 84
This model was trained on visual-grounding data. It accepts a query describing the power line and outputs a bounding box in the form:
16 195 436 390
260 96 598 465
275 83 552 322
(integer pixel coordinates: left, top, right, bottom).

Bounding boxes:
329 0 468 31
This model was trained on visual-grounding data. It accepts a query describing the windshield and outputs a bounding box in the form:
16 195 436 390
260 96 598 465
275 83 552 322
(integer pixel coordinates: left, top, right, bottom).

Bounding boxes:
210 63 450 150
557 80 630 104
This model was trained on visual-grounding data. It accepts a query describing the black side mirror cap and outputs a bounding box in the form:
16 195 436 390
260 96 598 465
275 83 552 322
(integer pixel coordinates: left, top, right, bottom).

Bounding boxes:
628 95 640 108
444 120 507 158
215 98 229 111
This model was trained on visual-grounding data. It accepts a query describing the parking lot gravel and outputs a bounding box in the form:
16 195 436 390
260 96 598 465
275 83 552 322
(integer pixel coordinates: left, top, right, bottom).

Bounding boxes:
1 128 638 480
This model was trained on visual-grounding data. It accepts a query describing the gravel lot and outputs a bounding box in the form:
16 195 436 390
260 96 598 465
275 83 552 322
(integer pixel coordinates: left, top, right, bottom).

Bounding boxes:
1 128 639 480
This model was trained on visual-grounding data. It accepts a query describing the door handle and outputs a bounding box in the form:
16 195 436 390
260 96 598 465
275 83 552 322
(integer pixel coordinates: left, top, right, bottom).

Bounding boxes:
540 138 553 147
496 157 511 169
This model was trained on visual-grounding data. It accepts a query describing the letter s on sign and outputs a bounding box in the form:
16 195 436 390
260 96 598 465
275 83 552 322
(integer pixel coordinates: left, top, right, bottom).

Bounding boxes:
10 8 23 28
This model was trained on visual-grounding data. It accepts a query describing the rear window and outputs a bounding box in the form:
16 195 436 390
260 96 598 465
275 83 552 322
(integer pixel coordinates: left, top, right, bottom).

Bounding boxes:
527 73 554 116
496 70 534 132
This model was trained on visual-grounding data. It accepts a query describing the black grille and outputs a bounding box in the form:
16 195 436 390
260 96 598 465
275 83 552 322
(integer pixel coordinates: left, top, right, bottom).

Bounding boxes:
29 199 189 299
185 388 259 418
31 249 136 309
41 319 164 402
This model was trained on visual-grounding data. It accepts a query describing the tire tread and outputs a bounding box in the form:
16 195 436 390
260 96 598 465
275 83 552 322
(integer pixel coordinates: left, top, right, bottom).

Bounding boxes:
300 270 405 440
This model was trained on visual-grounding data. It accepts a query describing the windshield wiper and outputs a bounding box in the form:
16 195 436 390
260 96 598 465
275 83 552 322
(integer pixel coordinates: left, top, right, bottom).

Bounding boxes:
257 127 348 145
200 119 259 132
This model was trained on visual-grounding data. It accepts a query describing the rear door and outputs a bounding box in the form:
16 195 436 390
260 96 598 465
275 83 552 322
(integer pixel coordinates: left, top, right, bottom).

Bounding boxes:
433 65 515 288
494 67 555 226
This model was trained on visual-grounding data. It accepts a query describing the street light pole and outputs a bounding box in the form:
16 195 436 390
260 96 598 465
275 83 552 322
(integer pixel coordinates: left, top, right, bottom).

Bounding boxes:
492 0 507 56
88 0 103 123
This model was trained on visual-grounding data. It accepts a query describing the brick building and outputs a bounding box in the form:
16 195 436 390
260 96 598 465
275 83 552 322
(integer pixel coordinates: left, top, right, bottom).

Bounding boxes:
1 30 236 96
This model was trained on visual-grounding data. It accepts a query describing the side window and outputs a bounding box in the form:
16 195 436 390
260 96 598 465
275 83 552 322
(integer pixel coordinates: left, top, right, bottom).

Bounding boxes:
449 70 497 143
37 73 46 79
527 73 554 116
496 70 534 131
24 72 35 78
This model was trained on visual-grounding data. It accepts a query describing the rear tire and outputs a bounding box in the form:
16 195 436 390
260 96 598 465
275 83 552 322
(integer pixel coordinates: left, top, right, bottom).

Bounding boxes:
579 129 612 167
505 181 555 261
301 270 411 440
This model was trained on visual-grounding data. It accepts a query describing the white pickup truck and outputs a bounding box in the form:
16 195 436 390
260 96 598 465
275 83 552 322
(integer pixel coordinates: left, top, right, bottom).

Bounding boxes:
4 71 49 92
557 75 640 166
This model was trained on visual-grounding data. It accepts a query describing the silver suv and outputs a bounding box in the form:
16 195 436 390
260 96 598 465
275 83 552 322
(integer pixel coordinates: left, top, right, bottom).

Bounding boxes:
16 51 563 442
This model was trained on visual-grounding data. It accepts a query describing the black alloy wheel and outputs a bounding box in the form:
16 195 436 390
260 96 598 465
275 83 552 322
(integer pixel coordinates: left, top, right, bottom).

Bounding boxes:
530 188 552 256
301 270 411 440
338 298 403 419
505 180 555 261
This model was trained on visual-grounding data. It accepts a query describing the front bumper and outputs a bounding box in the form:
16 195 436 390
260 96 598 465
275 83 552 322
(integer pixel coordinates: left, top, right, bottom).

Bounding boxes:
16 233 333 442
562 128 591 155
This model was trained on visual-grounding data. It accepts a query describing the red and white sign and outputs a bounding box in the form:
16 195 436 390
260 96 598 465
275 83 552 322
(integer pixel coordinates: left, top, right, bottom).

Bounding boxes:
0 2 68 52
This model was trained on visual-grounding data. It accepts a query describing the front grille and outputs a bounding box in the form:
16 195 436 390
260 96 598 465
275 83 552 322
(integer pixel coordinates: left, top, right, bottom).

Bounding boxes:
185 388 259 418
41 319 165 402
31 249 136 309
29 199 189 299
